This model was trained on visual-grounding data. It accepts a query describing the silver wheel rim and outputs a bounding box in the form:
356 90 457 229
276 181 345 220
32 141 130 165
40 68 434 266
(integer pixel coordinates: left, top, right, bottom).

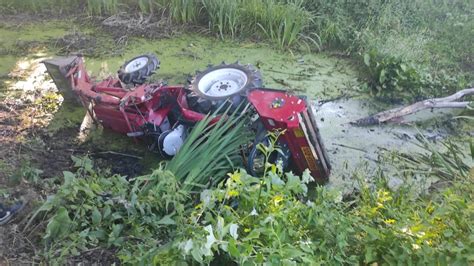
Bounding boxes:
124 57 149 73
197 68 248 98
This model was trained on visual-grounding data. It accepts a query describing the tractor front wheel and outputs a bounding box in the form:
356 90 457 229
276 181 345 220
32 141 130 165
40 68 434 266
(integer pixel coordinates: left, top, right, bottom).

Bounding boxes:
118 54 159 85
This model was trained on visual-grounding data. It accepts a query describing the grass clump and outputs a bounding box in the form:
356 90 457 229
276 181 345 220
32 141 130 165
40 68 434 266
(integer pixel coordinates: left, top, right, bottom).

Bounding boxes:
201 0 241 40
86 0 119 15
161 106 252 192
198 0 316 49
161 0 200 24
0 0 79 13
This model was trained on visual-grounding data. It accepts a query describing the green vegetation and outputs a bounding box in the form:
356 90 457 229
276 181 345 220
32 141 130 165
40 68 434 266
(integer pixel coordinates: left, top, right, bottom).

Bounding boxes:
302 0 473 101
165 107 252 191
361 50 469 101
1 0 473 264
27 133 473 264
1 0 472 99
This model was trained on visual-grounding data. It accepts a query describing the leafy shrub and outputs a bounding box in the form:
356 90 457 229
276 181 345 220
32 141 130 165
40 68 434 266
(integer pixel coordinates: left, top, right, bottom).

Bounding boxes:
32 133 474 264
159 135 473 264
30 160 188 263
155 169 474 264
361 49 468 102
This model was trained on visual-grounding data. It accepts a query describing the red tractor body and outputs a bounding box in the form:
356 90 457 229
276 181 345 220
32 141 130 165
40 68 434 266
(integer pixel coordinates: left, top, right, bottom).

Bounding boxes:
44 56 330 182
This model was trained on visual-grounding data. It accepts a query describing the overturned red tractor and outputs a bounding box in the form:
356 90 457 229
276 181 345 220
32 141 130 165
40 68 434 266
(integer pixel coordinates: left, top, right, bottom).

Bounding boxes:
43 54 330 182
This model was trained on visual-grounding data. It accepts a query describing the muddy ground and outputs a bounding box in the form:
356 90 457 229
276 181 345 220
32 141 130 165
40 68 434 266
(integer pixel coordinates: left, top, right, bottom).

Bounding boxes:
0 14 472 264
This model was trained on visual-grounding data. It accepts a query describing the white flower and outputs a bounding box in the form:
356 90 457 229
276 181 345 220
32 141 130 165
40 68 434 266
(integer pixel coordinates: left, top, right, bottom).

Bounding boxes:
229 224 239 240
204 225 216 256
250 207 258 216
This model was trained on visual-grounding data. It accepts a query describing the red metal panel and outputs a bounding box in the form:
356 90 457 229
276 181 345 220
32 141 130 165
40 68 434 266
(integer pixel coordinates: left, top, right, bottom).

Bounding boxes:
248 89 306 128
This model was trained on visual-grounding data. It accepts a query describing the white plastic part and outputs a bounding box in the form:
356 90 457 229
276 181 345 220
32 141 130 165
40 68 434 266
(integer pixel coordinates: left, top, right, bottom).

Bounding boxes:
162 125 186 156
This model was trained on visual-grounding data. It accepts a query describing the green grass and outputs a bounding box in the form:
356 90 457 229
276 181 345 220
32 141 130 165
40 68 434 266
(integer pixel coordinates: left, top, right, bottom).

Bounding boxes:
201 0 241 40
165 106 252 192
86 0 119 15
159 0 200 24
2 0 470 70
0 0 315 50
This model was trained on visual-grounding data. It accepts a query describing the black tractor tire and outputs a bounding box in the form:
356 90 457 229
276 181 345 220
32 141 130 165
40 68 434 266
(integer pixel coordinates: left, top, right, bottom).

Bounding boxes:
187 62 263 113
118 54 159 85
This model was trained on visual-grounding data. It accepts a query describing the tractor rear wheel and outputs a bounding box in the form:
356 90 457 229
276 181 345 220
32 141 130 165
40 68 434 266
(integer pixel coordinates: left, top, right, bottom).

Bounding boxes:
187 62 262 113
118 54 159 85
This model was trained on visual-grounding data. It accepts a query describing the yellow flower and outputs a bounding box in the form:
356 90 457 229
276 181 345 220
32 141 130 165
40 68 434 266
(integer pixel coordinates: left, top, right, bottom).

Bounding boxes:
228 190 239 198
384 219 396 225
272 195 284 206
228 172 242 184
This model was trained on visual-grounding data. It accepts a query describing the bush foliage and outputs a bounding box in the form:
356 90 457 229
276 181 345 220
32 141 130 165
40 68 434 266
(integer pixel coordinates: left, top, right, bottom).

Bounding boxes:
29 135 474 264
33 156 473 264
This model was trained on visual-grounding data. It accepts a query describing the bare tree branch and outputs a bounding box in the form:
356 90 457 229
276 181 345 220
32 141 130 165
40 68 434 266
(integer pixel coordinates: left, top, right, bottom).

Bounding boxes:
352 88 474 126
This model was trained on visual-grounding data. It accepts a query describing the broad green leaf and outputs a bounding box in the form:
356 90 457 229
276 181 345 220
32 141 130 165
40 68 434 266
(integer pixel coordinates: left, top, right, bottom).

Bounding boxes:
400 63 407 71
157 215 176 225
216 216 226 239
91 207 101 225
364 247 375 263
63 171 75 186
243 229 260 241
45 207 71 239
379 69 386 83
191 247 203 263
363 53 370 66
228 238 240 257
89 229 106 240
183 239 193 254
204 225 216 256
103 205 111 219
285 172 302 193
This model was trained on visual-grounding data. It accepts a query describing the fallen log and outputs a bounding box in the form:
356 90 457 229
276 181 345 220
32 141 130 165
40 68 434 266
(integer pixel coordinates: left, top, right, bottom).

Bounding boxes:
352 88 474 126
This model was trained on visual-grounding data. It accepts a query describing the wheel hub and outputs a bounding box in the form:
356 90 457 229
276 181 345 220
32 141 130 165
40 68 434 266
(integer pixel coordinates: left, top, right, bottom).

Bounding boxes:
198 68 248 97
124 57 148 73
